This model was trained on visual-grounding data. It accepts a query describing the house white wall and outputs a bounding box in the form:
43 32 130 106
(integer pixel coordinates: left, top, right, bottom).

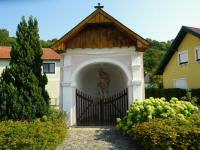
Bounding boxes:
60 46 145 125
0 59 60 107
0 60 9 74
43 60 60 106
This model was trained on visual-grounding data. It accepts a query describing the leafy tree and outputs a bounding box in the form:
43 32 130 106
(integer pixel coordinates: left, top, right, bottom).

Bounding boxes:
144 39 172 87
0 28 56 48
144 39 172 73
0 16 49 121
0 29 9 45
40 38 57 48
0 29 15 46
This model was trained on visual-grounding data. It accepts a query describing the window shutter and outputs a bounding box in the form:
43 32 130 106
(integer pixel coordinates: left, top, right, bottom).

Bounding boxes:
43 64 49 73
174 79 187 89
179 51 188 64
50 64 55 73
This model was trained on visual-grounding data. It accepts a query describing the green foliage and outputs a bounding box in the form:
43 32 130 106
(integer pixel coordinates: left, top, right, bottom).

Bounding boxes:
146 75 163 88
144 39 172 87
131 113 200 150
191 89 200 105
0 111 67 149
0 28 56 48
0 29 16 46
0 16 49 120
145 88 187 100
144 39 172 73
0 65 48 120
27 16 50 106
181 89 199 106
117 97 198 135
40 38 57 48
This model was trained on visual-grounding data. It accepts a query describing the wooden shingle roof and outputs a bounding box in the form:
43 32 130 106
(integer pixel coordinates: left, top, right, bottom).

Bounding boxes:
52 8 148 53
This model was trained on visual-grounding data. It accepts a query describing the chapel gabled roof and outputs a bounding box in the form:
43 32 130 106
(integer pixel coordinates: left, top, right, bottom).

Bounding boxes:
51 8 149 53
156 26 200 75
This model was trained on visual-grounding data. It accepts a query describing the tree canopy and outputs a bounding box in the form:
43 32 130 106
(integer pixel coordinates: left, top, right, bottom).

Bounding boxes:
40 38 57 48
0 29 56 48
144 38 172 73
0 29 16 46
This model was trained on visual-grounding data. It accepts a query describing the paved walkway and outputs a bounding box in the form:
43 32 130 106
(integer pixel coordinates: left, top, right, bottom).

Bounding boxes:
58 127 137 150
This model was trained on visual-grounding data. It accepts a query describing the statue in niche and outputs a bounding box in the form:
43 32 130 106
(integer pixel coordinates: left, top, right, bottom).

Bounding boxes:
97 68 111 98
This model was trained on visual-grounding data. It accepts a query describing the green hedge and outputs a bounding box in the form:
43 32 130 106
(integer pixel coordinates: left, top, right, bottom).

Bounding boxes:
191 89 200 104
145 88 200 104
131 113 200 150
0 111 67 149
145 88 186 100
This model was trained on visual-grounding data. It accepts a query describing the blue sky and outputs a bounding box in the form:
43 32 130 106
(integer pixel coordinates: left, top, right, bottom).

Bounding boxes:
0 0 200 41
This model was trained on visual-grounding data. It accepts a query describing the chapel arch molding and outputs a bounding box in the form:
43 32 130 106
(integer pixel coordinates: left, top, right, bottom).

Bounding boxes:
70 58 132 88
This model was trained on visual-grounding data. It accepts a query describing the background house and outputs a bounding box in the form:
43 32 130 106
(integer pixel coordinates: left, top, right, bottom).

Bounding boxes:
157 26 200 89
0 46 60 107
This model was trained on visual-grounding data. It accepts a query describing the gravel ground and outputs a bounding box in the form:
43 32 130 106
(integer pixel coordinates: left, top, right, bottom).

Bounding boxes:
58 127 138 150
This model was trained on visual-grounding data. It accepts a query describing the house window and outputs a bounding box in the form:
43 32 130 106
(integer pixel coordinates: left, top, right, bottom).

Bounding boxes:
43 63 55 74
179 51 188 64
196 47 200 61
174 78 187 89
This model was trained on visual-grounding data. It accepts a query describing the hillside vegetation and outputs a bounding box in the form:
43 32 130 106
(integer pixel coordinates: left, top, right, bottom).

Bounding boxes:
0 29 172 74
0 29 57 48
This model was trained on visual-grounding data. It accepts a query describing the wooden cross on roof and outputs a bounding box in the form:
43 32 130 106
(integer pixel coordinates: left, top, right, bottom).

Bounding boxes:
94 3 104 9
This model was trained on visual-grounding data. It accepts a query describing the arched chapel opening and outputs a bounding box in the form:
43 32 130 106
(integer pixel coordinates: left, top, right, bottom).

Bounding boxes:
76 63 128 97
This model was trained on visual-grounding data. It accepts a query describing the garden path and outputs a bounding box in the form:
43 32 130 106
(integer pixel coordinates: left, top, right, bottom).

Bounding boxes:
58 127 137 150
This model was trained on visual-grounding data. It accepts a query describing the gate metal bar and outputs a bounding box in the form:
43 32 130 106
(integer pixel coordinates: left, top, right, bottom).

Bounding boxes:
76 88 128 126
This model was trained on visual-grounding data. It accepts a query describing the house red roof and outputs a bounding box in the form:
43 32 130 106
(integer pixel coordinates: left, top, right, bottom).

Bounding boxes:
42 48 61 60
0 46 60 60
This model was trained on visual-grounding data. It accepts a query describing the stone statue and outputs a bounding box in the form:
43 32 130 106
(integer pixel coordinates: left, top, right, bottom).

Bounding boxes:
97 68 110 97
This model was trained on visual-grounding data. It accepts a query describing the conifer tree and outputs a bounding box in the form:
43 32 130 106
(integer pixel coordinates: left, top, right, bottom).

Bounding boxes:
27 16 49 105
0 17 49 120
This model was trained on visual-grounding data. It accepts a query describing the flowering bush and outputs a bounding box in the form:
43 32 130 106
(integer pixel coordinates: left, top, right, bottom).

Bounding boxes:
117 97 198 135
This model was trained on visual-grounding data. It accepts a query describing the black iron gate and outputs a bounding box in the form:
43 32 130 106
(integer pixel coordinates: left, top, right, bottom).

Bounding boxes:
76 88 128 126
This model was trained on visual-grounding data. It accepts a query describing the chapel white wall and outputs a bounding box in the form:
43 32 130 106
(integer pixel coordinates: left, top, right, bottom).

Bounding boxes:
60 47 145 125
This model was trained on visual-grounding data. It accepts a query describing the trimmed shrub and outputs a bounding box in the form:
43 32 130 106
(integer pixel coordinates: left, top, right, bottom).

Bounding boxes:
0 110 67 149
145 88 186 100
145 88 161 98
131 113 200 150
117 97 198 135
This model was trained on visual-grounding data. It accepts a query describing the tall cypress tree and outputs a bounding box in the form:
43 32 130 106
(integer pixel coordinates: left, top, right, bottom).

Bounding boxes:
0 17 49 120
27 16 49 106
